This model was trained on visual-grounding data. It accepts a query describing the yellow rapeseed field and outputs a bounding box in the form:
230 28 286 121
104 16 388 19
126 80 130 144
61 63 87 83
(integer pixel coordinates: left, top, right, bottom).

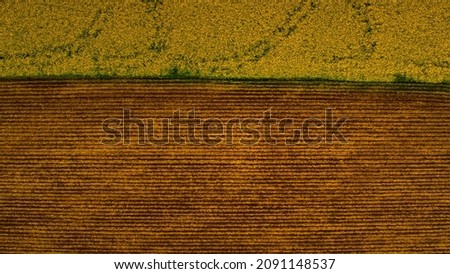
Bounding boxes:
1 0 449 82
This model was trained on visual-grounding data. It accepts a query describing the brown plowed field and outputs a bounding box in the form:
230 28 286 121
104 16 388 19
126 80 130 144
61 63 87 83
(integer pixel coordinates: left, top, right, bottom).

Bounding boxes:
1 80 449 253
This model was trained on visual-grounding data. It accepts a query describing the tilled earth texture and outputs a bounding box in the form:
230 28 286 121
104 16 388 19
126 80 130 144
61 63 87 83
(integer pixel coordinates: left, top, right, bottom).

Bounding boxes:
1 80 449 253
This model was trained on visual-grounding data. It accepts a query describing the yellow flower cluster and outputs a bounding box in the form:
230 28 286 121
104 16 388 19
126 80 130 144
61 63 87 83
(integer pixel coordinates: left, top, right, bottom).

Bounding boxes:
1 0 449 82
